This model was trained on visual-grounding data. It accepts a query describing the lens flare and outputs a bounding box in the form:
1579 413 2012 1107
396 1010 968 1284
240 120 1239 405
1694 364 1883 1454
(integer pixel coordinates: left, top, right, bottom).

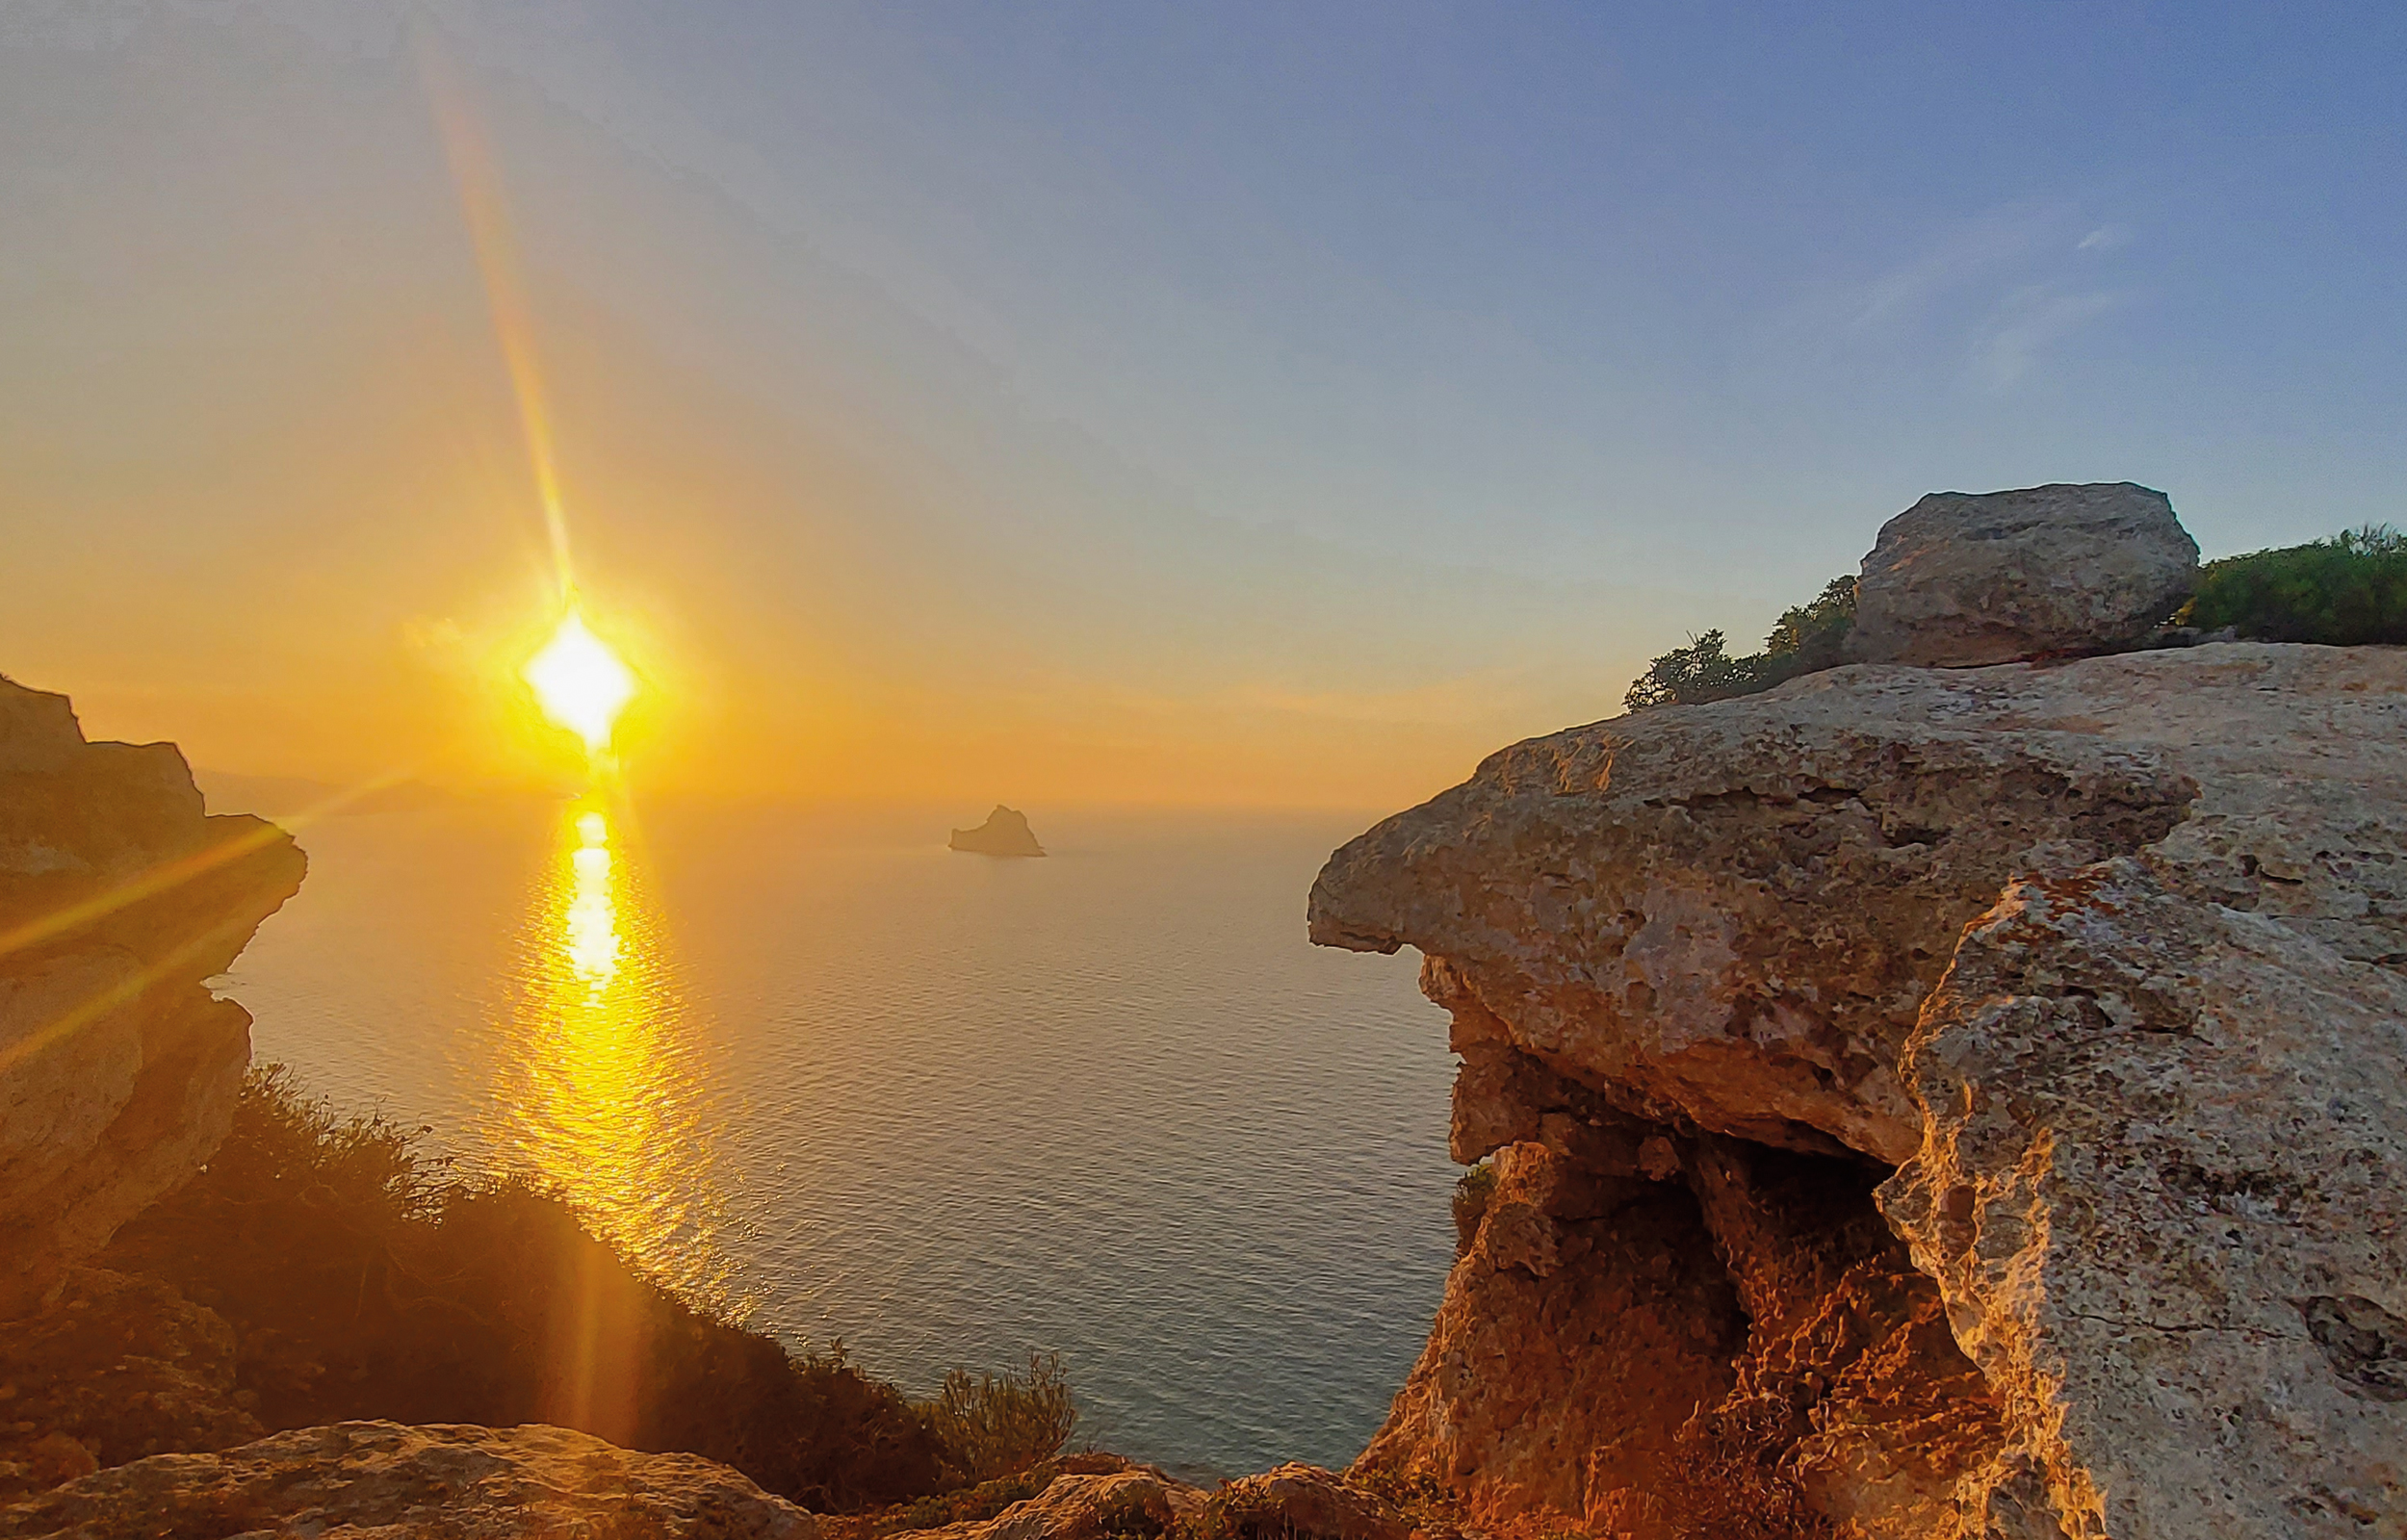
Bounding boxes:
523 611 637 753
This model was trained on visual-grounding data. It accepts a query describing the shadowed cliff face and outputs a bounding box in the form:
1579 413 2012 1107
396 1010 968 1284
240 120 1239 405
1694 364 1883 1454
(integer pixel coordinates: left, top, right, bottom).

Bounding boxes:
0 677 304 1320
1313 644 2407 1539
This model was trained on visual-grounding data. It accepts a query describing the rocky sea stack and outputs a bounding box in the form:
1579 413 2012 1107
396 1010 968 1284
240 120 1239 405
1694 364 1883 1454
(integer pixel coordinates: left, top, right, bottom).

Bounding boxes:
950 806 1048 858
1310 483 2405 1538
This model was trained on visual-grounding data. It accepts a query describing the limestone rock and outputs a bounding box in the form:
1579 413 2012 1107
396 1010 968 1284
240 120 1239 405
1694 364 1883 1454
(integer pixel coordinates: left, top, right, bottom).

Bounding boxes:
0 1420 819 1539
1847 483 2198 667
1314 641 2407 1538
0 1268 261 1502
894 1470 1205 1540
1358 1110 2005 1538
1211 1464 1409 1540
1879 860 2407 1539
0 678 305 1318
1311 644 2406 1167
949 806 1047 858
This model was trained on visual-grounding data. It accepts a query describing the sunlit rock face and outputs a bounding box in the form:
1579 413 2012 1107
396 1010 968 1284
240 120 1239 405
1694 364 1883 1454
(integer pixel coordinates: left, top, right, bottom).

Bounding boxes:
0 677 304 1320
0 1421 818 1540
1314 642 2407 1538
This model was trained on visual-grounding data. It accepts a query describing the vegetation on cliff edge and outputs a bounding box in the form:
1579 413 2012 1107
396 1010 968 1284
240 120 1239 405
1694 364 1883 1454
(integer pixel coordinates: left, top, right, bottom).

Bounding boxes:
100 1065 1074 1511
1623 575 1857 711
2176 523 2407 644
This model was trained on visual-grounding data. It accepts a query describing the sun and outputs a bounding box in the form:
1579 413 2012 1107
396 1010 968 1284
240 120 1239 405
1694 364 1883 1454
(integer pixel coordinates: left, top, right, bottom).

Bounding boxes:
523 609 637 753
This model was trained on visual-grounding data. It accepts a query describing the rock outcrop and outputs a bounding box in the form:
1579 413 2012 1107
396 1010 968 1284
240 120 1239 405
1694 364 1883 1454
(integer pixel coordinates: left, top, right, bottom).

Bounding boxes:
949 806 1047 857
0 1268 261 1502
0 1420 819 1539
0 678 304 1319
1211 1464 1411 1540
1881 859 2407 1538
1312 640 2407 1536
1846 483 2198 668
893 1469 1206 1540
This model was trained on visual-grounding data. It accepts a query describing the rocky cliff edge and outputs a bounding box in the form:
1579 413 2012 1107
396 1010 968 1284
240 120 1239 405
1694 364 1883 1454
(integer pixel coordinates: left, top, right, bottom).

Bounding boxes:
1311 488 2405 1538
0 677 305 1319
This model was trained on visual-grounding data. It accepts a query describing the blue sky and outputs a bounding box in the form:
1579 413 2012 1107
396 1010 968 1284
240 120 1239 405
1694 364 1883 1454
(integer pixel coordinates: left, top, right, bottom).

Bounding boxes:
2 2 2401 800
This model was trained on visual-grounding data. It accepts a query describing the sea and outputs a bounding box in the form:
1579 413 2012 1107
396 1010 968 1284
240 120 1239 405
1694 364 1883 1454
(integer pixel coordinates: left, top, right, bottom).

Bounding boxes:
206 793 1457 1478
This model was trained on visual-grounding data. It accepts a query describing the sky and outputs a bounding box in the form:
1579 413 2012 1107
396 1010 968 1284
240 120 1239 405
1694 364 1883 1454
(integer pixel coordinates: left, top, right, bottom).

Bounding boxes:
2 1 2401 807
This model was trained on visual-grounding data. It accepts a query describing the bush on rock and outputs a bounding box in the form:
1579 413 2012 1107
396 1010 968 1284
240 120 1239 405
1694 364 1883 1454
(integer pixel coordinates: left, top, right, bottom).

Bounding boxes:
2177 524 2407 644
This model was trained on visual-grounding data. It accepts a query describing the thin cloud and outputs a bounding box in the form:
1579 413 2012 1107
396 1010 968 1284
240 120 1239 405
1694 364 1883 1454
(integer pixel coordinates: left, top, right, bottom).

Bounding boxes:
1969 286 2122 389
1847 198 2076 330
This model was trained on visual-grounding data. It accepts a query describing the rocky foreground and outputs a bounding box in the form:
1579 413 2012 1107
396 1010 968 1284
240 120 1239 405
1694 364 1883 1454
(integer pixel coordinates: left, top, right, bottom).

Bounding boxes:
1311 485 2405 1537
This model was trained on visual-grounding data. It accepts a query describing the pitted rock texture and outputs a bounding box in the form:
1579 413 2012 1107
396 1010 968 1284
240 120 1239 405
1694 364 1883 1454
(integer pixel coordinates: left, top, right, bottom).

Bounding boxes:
1311 644 2406 1166
1880 860 2407 1539
0 678 303 1318
1210 1464 1410 1540
0 1268 261 1502
894 1471 1206 1540
1359 1092 2006 1539
1317 641 2407 1538
0 1420 818 1539
1846 483 2198 668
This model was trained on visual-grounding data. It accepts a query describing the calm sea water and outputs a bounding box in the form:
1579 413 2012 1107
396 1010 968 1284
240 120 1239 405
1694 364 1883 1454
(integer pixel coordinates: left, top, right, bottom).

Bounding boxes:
213 797 1455 1476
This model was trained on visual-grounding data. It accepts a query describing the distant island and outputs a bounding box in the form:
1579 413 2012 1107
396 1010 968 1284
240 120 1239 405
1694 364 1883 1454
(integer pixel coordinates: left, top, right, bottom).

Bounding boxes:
947 806 1046 857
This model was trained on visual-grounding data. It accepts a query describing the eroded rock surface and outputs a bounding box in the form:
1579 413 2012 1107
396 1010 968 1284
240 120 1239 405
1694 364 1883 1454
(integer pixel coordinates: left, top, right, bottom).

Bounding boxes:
0 678 303 1318
1847 483 2198 667
1881 860 2407 1538
0 1268 261 1502
0 1420 818 1539
1312 645 2405 1167
894 1470 1207 1540
1315 642 2407 1538
1211 1464 1410 1540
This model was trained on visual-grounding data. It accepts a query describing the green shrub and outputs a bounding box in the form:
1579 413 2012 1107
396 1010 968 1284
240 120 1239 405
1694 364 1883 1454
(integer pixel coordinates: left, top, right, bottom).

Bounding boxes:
2177 524 2407 644
1625 576 1856 711
921 1352 1079 1486
1451 1162 1497 1257
102 1065 948 1510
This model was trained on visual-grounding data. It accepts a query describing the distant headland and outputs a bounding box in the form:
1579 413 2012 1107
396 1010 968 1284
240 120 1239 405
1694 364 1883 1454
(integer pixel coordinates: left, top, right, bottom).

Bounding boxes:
948 806 1046 857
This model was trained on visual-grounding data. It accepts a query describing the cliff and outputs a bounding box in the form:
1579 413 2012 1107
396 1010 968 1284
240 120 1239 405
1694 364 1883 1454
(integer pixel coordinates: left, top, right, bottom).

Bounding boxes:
0 678 304 1320
1311 489 2405 1538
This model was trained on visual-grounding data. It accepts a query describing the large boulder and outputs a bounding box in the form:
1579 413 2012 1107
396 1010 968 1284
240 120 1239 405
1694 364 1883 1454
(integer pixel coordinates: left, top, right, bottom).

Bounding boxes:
0 678 304 1318
1312 642 2407 1538
0 1420 818 1539
1847 483 2199 667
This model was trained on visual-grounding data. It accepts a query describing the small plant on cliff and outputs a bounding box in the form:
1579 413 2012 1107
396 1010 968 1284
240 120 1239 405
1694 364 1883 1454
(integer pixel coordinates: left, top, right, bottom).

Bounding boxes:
2175 523 2407 644
1624 575 1857 711
1451 1161 1497 1257
922 1352 1079 1485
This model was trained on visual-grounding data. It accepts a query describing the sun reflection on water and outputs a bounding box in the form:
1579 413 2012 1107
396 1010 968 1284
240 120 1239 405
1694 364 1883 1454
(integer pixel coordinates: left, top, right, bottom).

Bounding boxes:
482 796 737 1306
